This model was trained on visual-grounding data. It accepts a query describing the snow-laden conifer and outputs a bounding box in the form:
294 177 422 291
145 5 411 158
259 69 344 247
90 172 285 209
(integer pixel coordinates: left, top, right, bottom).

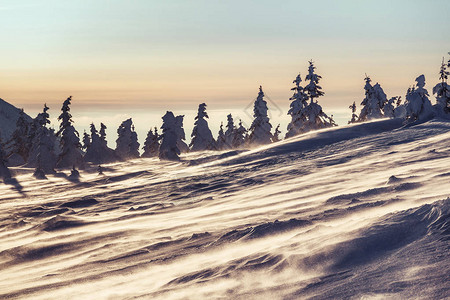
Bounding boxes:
358 76 386 121
348 102 358 124
358 76 373 121
6 108 31 164
115 118 140 160
433 57 450 114
27 104 57 173
302 61 336 130
99 123 107 141
190 103 216 151
373 83 388 112
159 111 180 160
302 101 336 131
394 96 406 119
142 127 160 158
130 125 140 157
224 114 235 147
286 73 308 138
405 75 434 122
82 130 91 151
248 86 273 145
56 96 83 168
0 136 12 180
272 124 281 142
216 123 227 150
305 61 325 102
232 120 247 148
85 123 117 164
383 97 397 119
175 115 189 153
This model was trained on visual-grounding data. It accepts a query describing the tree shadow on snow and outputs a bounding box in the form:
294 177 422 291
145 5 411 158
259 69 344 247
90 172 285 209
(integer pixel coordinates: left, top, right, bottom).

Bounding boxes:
4 177 26 196
53 171 81 183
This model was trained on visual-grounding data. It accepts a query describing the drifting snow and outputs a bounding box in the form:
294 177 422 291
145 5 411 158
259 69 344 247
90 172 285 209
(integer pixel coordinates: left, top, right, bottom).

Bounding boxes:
0 118 449 299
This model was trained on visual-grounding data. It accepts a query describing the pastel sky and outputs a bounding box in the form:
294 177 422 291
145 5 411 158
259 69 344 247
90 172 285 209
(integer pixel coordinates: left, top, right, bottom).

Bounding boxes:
0 0 449 142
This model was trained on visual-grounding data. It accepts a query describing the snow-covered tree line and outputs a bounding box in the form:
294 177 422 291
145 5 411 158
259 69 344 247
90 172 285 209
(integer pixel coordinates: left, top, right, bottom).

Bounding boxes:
348 55 450 124
1 57 449 173
1 97 144 176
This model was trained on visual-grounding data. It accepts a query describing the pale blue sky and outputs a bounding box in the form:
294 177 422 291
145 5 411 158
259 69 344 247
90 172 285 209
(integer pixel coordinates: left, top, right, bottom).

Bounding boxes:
0 0 449 141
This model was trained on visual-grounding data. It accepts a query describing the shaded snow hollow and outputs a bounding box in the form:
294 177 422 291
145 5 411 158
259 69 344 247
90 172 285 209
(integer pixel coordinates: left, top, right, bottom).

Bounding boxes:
0 118 449 299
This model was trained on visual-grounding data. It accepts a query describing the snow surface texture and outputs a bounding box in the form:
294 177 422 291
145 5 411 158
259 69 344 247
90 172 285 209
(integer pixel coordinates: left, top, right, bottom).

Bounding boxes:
1 119 449 299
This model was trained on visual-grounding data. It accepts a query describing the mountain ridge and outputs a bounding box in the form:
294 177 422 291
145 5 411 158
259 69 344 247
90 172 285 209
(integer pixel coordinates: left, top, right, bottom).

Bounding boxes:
0 98 32 141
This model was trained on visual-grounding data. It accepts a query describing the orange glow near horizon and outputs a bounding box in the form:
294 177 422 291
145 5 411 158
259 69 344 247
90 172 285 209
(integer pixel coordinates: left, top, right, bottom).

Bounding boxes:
0 1 448 113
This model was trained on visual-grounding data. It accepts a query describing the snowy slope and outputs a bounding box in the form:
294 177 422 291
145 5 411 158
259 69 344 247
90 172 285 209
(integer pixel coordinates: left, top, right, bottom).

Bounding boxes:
0 118 449 299
0 98 32 141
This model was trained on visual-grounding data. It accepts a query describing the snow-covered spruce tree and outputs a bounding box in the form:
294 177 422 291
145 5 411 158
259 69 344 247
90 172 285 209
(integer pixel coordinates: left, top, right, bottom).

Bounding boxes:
56 97 83 169
224 114 235 147
358 76 388 121
286 73 308 138
404 75 434 123
358 76 373 121
433 57 450 114
159 111 181 161
216 123 227 150
175 115 189 153
142 127 160 158
348 102 358 124
27 104 57 173
100 123 116 162
248 86 273 145
115 118 140 160
99 123 107 141
302 102 336 131
130 125 140 157
6 108 31 164
0 136 12 180
190 103 216 151
383 97 397 119
82 130 91 151
84 123 117 164
304 60 324 102
272 124 281 142
373 83 388 111
232 120 247 148
302 61 336 130
393 96 406 119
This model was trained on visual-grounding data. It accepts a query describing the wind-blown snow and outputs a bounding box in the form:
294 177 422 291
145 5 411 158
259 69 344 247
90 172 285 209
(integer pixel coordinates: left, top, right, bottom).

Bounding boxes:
1 118 449 299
